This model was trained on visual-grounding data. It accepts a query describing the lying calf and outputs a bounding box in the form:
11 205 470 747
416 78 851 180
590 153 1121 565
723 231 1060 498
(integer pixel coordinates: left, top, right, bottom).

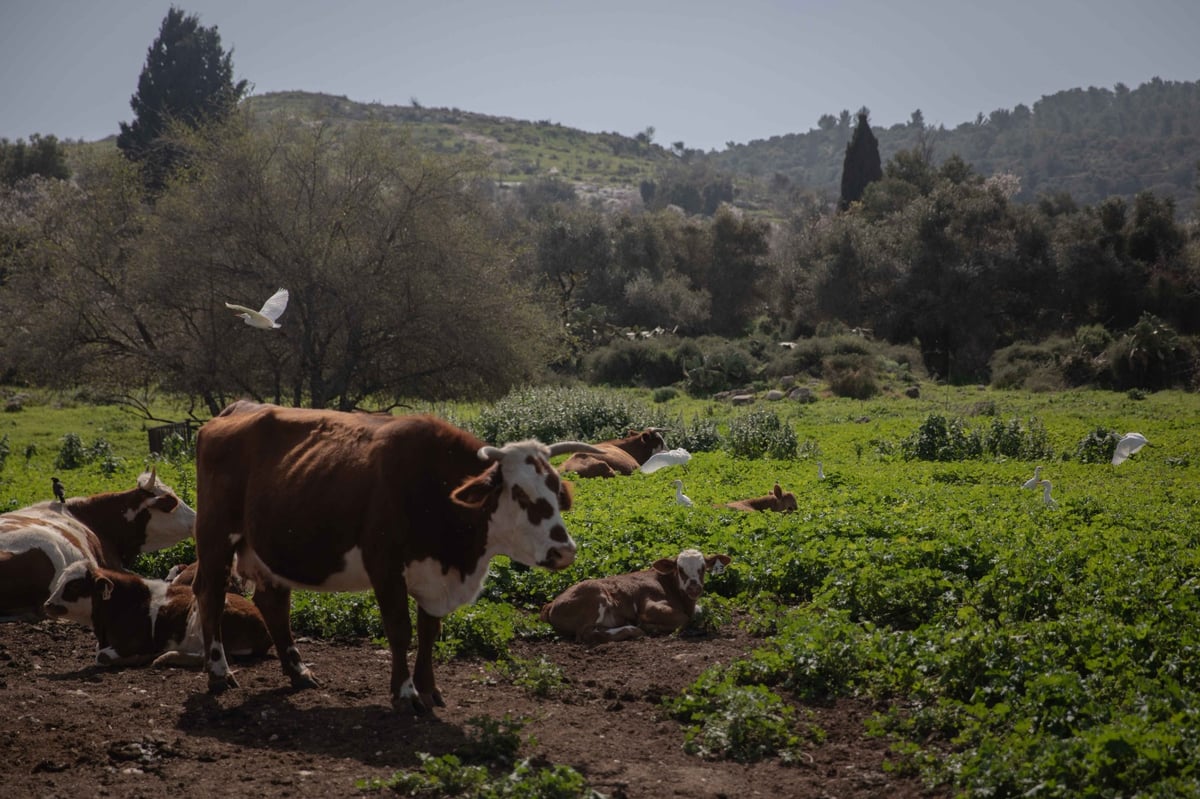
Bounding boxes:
540 548 731 644
44 561 272 668
724 483 798 512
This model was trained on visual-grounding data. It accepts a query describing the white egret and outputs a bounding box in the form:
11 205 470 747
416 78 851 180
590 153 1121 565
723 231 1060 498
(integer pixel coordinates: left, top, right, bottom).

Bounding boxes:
1112 432 1149 465
1039 479 1058 508
672 479 694 507
226 288 289 329
817 461 826 480
639 448 691 474
1021 465 1043 489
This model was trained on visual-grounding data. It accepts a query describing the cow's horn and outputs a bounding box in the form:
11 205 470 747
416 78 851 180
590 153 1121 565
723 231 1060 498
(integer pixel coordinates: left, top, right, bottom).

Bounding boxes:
547 441 605 457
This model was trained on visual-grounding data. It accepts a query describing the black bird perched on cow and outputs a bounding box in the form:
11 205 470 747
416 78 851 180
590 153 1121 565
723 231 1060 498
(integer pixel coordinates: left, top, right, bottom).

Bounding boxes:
51 477 65 504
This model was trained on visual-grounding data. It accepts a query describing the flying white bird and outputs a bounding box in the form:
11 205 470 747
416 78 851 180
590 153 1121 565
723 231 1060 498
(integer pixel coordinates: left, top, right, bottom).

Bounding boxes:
1039 479 1058 508
639 448 692 474
672 479 693 507
1021 465 1043 489
1111 432 1149 465
226 288 289 329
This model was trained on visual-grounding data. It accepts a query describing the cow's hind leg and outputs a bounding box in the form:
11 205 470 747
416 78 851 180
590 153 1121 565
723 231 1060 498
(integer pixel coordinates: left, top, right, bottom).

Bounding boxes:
253 584 320 689
414 608 445 710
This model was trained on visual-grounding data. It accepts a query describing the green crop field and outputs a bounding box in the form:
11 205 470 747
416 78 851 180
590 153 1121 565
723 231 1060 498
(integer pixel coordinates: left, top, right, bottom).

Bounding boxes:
3 385 1198 795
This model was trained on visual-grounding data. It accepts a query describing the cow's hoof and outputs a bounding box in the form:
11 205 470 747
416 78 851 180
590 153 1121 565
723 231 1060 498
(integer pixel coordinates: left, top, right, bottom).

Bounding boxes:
208 671 239 693
287 667 322 690
392 693 437 715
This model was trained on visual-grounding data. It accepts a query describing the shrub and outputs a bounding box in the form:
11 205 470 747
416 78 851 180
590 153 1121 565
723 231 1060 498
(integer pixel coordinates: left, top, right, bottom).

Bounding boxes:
470 386 664 444
54 433 89 470
981 417 1054 460
672 415 723 452
901 414 982 461
1074 427 1120 464
0 434 8 472
668 678 802 763
680 338 759 397
583 338 683 388
726 409 797 459
823 353 878 399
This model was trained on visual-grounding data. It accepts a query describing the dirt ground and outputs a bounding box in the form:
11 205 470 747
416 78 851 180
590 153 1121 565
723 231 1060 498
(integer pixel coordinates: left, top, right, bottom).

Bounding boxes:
0 618 948 799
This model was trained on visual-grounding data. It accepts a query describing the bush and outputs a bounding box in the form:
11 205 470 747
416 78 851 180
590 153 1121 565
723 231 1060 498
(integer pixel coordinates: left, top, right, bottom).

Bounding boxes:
1074 427 1120 464
726 409 797 459
470 386 664 444
679 338 759 397
583 338 683 388
673 415 723 452
981 417 1054 460
901 414 982 461
823 353 878 399
53 433 89 470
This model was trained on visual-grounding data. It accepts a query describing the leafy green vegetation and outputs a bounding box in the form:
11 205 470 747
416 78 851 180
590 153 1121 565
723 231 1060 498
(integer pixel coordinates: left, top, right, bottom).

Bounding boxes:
3 385 1199 795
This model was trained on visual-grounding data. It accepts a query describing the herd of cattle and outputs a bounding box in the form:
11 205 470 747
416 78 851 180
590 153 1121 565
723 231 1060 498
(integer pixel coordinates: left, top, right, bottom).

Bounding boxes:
0 402 798 711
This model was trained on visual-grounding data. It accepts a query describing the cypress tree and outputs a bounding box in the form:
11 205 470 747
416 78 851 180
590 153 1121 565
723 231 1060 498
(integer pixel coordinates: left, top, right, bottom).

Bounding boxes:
838 111 883 211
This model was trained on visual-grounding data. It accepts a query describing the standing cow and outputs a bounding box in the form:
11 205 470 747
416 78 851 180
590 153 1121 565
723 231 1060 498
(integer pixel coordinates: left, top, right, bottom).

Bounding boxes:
0 470 195 620
557 428 667 478
192 402 603 712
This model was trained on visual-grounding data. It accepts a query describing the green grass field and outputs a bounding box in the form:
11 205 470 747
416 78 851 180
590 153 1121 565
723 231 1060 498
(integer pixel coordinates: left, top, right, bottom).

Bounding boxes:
3 385 1198 795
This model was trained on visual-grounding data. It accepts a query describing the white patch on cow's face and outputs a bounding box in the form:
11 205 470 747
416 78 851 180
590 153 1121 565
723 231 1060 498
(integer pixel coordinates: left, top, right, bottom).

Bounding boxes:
43 560 96 626
138 483 197 552
484 441 576 570
675 548 707 600
406 557 490 618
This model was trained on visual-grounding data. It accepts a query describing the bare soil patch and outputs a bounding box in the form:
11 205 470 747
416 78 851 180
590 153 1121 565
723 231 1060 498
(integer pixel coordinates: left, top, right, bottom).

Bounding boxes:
1 619 948 798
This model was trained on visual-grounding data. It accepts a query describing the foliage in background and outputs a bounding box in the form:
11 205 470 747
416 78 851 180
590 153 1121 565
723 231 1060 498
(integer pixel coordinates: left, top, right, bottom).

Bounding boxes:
725 409 799 459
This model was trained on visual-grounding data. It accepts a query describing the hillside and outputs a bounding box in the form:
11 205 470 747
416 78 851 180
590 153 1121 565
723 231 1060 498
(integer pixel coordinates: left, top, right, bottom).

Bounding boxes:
241 79 1200 215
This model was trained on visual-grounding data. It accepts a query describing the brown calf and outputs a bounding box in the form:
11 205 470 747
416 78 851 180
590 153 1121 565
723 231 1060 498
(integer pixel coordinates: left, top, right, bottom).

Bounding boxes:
558 428 667 478
724 483 798 512
43 560 271 668
540 549 731 643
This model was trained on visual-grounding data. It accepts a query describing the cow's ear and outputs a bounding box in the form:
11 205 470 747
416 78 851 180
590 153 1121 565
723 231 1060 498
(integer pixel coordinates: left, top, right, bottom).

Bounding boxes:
705 554 731 574
773 484 783 497
557 480 574 512
652 558 677 575
451 464 503 509
97 576 114 601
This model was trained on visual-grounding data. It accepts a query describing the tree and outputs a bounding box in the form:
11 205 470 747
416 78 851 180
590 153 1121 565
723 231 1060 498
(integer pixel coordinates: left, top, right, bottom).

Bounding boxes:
0 134 70 185
117 7 247 193
839 112 882 210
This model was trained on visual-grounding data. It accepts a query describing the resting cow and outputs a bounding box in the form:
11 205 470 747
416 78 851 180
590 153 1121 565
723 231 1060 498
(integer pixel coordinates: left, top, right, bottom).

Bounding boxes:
724 483 798 512
43 561 271 667
558 428 667 478
540 548 731 644
191 402 604 712
0 470 196 620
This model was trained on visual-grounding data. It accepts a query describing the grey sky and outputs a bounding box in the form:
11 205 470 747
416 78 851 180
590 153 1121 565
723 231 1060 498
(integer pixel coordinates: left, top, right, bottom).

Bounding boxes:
2 0 1197 153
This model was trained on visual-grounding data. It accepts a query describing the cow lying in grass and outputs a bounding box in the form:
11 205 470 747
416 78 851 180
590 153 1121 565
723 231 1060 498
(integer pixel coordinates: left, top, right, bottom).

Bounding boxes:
558 428 667 478
540 549 731 643
724 483 798 512
44 561 272 668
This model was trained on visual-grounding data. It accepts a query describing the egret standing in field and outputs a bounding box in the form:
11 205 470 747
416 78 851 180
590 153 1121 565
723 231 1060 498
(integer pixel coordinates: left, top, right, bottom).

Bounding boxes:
1112 432 1149 465
1022 465 1043 489
672 479 694 507
817 461 826 480
1039 479 1058 508
226 288 289 330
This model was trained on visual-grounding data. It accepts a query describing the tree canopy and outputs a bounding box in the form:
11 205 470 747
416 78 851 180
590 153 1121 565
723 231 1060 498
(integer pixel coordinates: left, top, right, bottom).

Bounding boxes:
117 6 248 193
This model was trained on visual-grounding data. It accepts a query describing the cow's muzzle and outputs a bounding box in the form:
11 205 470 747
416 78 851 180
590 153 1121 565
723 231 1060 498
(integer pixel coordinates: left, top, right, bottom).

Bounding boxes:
43 602 66 618
539 546 576 571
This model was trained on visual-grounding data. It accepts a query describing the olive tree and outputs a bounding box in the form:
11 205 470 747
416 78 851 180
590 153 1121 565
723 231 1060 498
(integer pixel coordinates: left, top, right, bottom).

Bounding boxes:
143 117 555 412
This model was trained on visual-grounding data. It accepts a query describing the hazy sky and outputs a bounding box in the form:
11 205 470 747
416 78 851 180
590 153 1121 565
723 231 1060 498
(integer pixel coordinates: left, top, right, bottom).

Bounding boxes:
3 0 1197 153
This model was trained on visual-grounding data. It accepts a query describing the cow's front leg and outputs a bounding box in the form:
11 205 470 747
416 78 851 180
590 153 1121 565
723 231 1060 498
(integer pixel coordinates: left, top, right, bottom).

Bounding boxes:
414 607 445 709
253 584 320 689
193 555 237 692
374 577 421 712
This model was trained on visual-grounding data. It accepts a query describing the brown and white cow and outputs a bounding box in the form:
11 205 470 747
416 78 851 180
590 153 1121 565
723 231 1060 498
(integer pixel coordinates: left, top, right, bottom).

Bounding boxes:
43 561 271 667
558 428 667 478
0 470 196 620
191 402 604 712
724 483 798 513
539 549 731 644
